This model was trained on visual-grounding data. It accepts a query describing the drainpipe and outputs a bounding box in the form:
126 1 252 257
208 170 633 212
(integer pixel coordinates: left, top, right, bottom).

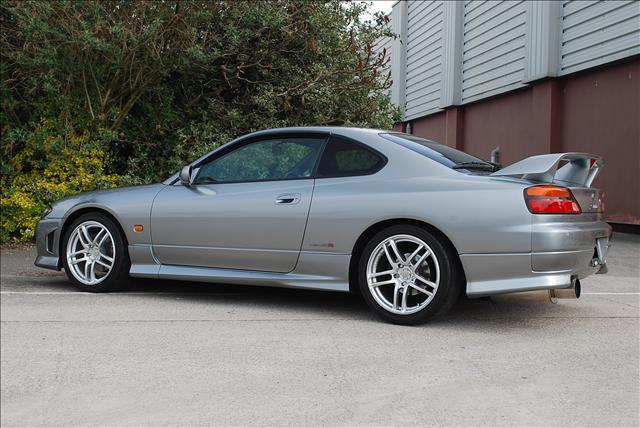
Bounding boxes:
490 147 500 164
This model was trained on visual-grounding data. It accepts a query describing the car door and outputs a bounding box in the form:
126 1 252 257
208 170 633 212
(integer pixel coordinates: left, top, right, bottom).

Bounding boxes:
151 133 327 272
301 134 388 254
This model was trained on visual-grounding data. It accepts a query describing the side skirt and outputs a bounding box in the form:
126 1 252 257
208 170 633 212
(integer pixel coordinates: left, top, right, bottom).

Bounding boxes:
128 245 351 292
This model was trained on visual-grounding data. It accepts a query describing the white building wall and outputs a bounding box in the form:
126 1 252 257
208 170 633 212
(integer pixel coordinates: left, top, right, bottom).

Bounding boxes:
460 0 528 103
559 0 640 75
404 1 445 120
374 28 393 97
378 0 640 120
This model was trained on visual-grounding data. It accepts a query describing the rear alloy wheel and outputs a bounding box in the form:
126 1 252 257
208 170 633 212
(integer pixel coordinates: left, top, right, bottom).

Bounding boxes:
359 225 461 324
62 213 130 292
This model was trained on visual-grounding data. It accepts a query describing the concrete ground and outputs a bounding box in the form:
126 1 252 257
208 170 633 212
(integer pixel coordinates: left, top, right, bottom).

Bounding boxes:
1 233 638 427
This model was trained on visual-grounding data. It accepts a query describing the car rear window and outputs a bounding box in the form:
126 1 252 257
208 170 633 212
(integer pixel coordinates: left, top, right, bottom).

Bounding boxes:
379 132 487 168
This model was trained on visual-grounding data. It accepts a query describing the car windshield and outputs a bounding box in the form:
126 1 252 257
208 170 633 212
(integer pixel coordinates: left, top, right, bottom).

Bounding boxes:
380 133 496 172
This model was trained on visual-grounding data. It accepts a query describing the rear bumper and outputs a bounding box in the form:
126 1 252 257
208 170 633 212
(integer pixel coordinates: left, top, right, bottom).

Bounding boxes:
34 218 63 271
462 218 611 297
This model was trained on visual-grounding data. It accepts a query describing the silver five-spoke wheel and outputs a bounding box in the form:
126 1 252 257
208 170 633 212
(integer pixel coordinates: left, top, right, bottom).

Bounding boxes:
366 234 440 315
66 221 115 285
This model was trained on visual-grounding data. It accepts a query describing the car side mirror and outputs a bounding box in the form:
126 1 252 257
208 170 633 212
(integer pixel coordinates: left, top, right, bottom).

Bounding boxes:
179 165 193 186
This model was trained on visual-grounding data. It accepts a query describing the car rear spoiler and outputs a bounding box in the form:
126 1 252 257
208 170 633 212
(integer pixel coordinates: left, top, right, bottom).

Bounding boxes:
491 153 603 187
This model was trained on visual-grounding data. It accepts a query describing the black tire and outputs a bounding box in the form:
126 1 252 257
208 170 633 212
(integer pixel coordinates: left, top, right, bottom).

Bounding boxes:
358 225 462 325
61 212 130 292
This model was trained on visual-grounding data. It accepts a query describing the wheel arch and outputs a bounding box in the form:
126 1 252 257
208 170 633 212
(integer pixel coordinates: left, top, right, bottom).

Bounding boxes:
58 207 130 268
348 218 465 294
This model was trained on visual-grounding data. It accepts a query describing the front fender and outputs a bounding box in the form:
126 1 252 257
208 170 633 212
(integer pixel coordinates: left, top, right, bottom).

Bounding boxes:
56 184 166 246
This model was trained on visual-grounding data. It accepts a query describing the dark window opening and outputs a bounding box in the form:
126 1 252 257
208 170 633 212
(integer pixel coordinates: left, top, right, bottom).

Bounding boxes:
380 132 496 172
317 136 385 178
193 137 325 184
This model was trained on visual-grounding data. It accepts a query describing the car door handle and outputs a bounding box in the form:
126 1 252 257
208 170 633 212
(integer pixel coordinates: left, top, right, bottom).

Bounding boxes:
275 193 301 205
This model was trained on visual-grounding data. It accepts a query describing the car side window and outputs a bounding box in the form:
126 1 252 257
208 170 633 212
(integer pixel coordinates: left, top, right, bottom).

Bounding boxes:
193 137 325 184
316 136 385 178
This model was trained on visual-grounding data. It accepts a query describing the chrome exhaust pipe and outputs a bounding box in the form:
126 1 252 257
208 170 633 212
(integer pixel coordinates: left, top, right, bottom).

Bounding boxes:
549 278 581 302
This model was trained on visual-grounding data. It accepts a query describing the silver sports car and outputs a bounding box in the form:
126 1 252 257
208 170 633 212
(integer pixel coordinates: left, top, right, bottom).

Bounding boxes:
35 127 611 324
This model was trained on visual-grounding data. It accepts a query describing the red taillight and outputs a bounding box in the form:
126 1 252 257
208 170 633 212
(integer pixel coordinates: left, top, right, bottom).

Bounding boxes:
524 185 581 214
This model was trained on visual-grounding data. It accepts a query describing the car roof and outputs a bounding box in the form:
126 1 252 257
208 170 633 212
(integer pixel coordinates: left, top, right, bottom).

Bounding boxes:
245 126 390 139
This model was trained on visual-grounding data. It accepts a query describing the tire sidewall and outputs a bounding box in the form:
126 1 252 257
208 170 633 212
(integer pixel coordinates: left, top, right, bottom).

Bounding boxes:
358 225 460 325
62 213 129 292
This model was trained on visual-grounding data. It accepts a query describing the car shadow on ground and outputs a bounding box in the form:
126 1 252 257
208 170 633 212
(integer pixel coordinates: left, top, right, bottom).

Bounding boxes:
29 274 581 327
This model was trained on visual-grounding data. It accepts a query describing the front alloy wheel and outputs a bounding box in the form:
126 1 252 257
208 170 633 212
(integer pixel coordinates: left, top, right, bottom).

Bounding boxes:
62 212 130 292
66 221 115 285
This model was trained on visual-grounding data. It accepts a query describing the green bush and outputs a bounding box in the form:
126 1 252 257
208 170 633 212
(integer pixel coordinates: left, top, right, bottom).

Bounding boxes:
0 119 119 241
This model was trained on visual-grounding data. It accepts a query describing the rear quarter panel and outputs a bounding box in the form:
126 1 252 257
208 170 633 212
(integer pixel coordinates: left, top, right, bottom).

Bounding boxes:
303 163 533 256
